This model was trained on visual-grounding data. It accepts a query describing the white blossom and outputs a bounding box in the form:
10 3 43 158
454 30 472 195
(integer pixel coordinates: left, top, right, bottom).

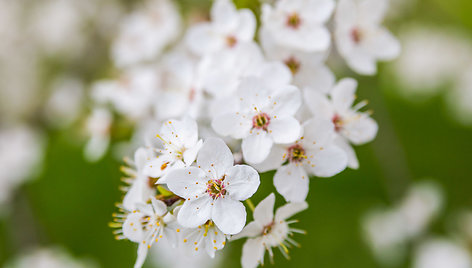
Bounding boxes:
233 193 308 268
84 108 112 162
212 77 302 164
165 138 260 235
185 0 256 56
261 0 335 52
304 78 378 169
143 117 203 181
335 0 400 75
413 238 472 268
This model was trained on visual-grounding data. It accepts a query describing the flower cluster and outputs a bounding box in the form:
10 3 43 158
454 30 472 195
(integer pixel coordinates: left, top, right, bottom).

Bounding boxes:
101 0 400 267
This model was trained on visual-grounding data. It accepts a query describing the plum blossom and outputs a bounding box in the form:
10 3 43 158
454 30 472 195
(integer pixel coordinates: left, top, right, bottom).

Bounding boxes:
254 118 348 202
233 193 308 268
165 138 260 235
84 108 112 162
413 238 472 268
179 219 227 258
112 0 181 67
143 117 203 181
119 197 179 268
304 78 378 169
261 0 335 52
335 0 401 75
212 77 302 164
185 0 256 56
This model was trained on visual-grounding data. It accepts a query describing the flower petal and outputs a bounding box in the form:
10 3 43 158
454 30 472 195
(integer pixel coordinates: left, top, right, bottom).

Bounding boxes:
334 135 359 169
252 145 287 173
212 198 246 234
274 164 309 202
232 221 263 240
165 167 207 199
242 131 273 164
212 113 252 139
177 196 213 228
270 85 302 117
331 78 357 112
268 116 301 144
151 197 168 216
275 201 308 222
134 242 149 268
241 237 265 268
306 145 348 177
254 193 275 226
197 137 234 179
123 212 145 243
341 114 378 145
225 165 260 201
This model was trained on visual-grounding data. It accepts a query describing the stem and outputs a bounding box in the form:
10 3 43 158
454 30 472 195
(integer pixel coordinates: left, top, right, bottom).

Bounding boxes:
245 198 255 212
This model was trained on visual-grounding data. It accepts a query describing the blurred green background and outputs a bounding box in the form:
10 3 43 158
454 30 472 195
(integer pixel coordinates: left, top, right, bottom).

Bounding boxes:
1 0 472 267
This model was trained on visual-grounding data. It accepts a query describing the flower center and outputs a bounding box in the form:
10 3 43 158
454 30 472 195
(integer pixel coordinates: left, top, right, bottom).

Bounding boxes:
226 35 238 48
286 13 302 29
332 114 343 132
351 27 362 43
252 113 271 131
206 177 226 199
262 222 274 235
287 144 306 163
284 56 301 75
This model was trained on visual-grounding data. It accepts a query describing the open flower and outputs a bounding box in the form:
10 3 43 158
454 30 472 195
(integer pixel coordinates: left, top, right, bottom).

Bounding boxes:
261 0 335 52
143 117 203 181
212 77 302 164
165 137 260 235
185 0 256 56
179 219 227 258
335 0 400 75
233 193 308 268
119 197 179 268
254 118 348 202
304 78 378 169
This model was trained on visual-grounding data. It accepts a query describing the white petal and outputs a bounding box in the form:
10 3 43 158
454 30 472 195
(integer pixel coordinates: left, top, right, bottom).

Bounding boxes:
303 88 335 119
334 135 359 169
241 238 265 268
134 147 151 171
345 50 377 75
302 117 336 148
270 85 302 117
197 137 234 179
252 145 287 173
234 9 257 41
306 145 348 177
254 193 275 226
134 243 149 268
274 201 308 222
295 64 335 94
242 131 273 164
341 114 378 145
142 156 171 178
335 0 357 27
123 212 145 243
183 139 203 166
274 164 309 202
358 0 388 25
165 167 207 199
225 165 260 201
232 221 263 240
364 28 401 60
122 177 153 211
177 196 213 228
268 117 301 144
331 78 357 112
160 117 198 149
212 113 252 139
185 23 219 55
212 198 246 234
151 197 168 216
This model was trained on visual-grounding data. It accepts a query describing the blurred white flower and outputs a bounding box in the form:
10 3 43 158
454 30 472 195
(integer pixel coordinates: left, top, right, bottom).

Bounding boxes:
5 247 95 268
261 0 335 52
233 193 308 268
166 138 260 235
84 108 112 162
413 238 472 268
305 78 378 169
112 0 181 67
185 0 256 56
0 126 44 209
447 66 472 126
392 26 472 99
92 66 159 120
335 0 400 75
44 76 84 128
179 219 227 258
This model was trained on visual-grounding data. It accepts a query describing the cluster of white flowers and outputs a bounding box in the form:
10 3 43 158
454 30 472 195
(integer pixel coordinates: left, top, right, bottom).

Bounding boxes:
363 181 472 268
5 247 97 268
97 0 400 267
